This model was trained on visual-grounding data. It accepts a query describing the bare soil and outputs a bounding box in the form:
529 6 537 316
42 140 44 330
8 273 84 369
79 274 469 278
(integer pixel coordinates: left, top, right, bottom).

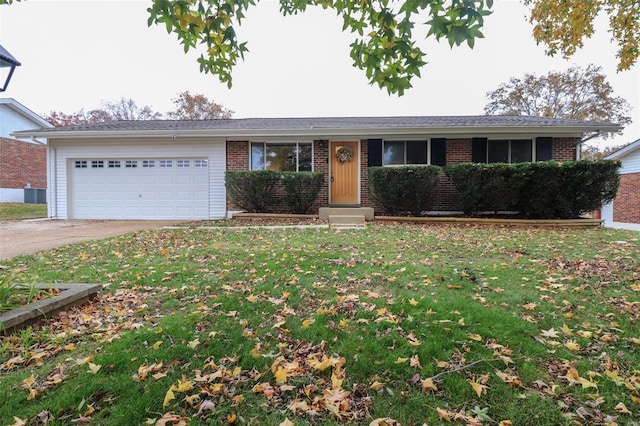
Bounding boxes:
0 219 183 259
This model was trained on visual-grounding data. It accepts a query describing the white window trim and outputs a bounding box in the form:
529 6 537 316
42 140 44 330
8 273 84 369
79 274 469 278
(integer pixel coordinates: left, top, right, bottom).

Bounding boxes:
250 141 314 172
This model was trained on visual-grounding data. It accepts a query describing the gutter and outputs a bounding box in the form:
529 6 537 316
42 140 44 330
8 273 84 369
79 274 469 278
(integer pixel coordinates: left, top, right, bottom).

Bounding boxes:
11 125 618 140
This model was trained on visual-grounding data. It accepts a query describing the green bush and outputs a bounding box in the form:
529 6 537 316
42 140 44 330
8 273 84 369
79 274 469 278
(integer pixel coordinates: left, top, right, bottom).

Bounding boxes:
225 170 281 212
444 161 621 219
282 172 324 214
369 166 441 216
444 163 519 215
514 160 620 218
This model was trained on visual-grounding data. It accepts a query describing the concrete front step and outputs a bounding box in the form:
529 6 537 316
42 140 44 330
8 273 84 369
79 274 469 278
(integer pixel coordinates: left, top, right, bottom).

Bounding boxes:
328 215 366 226
319 207 374 221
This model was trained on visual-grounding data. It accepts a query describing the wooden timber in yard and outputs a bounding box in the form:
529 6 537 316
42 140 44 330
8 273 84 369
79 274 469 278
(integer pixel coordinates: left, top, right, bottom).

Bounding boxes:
0 283 102 334
375 216 604 228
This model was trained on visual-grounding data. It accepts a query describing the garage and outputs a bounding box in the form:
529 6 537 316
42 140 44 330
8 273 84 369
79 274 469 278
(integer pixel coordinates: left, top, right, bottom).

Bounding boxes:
35 135 227 221
69 158 210 220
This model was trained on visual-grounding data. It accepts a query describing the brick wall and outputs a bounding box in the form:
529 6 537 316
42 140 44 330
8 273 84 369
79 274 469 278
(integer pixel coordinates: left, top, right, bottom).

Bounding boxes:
0 138 47 189
613 173 640 224
552 138 578 161
225 137 582 214
226 140 249 171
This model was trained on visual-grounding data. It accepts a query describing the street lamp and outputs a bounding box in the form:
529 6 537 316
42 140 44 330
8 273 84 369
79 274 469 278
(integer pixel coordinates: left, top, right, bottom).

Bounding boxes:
0 44 21 92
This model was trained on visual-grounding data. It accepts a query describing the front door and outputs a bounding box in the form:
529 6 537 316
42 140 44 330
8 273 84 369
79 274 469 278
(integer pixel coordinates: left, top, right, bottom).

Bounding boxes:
330 141 359 204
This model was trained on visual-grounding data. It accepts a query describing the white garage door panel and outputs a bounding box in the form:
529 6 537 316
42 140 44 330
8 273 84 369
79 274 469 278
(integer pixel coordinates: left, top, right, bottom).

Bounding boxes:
70 158 210 219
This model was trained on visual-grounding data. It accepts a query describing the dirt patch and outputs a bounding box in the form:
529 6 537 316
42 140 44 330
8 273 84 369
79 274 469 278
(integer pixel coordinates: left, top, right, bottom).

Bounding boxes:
0 219 183 259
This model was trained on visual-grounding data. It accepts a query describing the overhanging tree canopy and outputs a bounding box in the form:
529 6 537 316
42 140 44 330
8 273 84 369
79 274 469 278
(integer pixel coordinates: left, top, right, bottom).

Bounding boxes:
146 0 493 95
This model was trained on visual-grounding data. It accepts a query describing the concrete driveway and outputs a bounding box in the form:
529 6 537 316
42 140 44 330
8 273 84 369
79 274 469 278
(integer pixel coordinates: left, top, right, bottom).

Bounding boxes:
0 219 183 260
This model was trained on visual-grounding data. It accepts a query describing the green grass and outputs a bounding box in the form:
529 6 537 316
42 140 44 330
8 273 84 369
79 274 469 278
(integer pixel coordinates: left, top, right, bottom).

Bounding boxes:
0 203 47 220
0 223 639 425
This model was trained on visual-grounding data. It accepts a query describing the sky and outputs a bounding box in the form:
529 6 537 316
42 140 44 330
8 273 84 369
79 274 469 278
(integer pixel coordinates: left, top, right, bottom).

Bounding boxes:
1 0 638 149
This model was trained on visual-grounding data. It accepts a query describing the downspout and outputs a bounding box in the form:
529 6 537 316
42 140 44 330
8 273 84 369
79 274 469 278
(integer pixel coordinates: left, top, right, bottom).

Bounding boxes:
29 137 56 218
48 144 56 219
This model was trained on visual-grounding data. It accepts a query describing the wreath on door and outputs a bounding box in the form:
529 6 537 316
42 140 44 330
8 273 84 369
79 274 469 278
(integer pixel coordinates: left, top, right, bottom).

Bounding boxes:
336 146 354 163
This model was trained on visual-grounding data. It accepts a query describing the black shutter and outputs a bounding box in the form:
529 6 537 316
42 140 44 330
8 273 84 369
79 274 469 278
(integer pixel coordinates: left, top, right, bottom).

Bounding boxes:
536 137 552 161
368 139 383 167
430 138 447 166
471 138 487 163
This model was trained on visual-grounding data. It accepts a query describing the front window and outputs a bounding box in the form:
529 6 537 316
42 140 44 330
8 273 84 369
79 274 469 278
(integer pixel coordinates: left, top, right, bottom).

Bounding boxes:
251 142 313 172
487 140 532 163
382 140 444 166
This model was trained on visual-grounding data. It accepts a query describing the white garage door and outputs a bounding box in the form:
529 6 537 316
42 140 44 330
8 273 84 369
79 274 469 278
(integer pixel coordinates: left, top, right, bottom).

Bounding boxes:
69 158 210 219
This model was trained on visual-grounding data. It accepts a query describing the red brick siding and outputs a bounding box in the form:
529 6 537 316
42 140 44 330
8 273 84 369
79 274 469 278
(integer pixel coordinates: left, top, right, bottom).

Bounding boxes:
0 138 47 189
552 138 578 161
613 173 640 224
226 140 249 171
313 140 329 209
225 137 581 213
446 139 473 163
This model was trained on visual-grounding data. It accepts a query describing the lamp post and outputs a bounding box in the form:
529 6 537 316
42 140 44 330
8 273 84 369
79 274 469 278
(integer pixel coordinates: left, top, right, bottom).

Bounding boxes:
0 44 21 92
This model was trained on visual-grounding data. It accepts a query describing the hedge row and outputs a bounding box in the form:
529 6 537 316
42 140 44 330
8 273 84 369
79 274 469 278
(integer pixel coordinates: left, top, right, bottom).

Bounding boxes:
444 161 620 218
227 161 620 219
225 171 324 214
369 161 620 218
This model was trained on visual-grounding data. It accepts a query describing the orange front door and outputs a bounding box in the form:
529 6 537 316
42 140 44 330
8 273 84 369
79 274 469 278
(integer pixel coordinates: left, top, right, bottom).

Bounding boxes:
330 141 359 204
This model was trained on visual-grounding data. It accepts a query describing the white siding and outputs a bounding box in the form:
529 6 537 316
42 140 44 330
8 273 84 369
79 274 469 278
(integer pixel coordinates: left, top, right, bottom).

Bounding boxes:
0 104 45 139
49 137 226 220
618 148 640 174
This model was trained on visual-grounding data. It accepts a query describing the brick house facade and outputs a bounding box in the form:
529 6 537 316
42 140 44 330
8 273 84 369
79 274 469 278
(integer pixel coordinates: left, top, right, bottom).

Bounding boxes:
15 115 615 220
602 138 640 230
0 137 47 189
0 99 52 203
227 136 580 213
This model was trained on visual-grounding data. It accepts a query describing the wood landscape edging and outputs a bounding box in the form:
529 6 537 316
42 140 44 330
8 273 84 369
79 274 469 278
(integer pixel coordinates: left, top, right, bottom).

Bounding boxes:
231 213 603 228
0 283 103 334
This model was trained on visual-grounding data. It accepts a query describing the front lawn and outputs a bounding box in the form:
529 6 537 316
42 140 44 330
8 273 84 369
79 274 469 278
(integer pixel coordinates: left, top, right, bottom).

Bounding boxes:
0 203 47 220
0 223 638 425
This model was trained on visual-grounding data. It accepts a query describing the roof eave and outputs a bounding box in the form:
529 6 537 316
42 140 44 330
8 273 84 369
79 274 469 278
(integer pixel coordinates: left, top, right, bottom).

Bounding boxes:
12 124 619 140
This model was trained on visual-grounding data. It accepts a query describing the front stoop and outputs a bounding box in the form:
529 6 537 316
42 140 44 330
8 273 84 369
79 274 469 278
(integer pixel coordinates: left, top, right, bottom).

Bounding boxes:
328 215 366 228
319 207 374 221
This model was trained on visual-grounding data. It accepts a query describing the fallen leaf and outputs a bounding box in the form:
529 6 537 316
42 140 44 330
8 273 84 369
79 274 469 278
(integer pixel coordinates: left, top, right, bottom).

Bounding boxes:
540 328 560 338
369 418 401 426
163 386 176 408
279 418 295 426
75 354 94 365
615 402 632 415
421 378 438 393
8 417 27 426
468 378 488 397
196 399 216 416
437 407 451 421
88 363 101 374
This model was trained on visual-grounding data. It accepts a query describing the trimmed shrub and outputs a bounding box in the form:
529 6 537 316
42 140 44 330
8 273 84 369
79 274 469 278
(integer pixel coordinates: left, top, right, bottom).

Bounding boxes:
282 172 324 214
225 170 281 212
514 160 620 218
444 160 621 219
369 166 441 216
444 163 520 215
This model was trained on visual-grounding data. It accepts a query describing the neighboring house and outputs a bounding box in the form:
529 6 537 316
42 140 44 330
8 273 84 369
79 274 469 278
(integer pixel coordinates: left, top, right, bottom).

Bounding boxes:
0 98 53 203
601 138 640 231
13 116 618 220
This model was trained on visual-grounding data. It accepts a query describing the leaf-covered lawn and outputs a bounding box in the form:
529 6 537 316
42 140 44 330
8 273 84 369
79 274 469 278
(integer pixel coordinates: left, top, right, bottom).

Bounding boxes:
0 223 639 425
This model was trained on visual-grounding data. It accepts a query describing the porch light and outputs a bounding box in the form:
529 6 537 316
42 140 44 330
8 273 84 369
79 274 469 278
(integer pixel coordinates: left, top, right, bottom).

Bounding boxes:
0 44 21 92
